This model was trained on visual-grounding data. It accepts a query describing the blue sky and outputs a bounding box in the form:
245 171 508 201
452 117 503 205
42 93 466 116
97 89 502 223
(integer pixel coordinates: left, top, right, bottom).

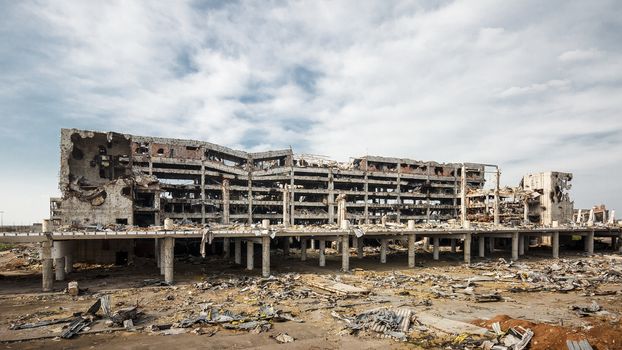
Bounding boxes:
1 0 621 224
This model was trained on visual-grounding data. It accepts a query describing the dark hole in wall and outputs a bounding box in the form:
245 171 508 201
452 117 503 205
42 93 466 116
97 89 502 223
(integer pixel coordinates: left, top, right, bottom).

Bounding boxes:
121 187 132 196
116 218 128 225
134 213 156 227
157 148 164 155
72 147 84 160
115 251 128 265
186 146 198 151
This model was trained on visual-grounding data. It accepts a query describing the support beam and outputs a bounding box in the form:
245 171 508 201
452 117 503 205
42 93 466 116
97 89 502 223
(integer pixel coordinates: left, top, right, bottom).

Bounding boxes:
433 237 440 260
464 233 471 264
163 237 175 284
319 240 326 267
64 241 74 274
380 238 387 263
246 241 254 270
160 240 165 275
155 238 160 268
450 239 456 253
41 240 53 292
493 168 500 226
300 238 307 261
234 239 242 264
222 179 230 224
552 231 559 259
518 234 525 256
262 236 270 277
408 234 416 268
310 239 315 250
460 165 467 227
223 237 230 259
357 237 363 259
585 231 594 254
53 241 66 281
478 237 485 258
341 235 349 272
511 232 519 261
489 237 495 253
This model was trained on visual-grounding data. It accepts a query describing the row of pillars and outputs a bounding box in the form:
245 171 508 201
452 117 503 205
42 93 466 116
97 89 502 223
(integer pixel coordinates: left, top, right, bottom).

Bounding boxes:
41 220 76 292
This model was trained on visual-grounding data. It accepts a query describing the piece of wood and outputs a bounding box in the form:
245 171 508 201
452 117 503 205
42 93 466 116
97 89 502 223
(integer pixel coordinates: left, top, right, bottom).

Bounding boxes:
416 312 490 336
306 277 370 296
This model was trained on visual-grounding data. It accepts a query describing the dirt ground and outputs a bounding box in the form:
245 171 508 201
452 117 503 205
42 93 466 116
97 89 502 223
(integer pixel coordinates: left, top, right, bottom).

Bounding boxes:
1 243 621 349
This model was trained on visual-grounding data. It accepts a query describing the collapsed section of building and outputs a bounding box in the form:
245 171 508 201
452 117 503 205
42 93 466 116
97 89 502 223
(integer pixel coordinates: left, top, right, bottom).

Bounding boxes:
51 128 500 228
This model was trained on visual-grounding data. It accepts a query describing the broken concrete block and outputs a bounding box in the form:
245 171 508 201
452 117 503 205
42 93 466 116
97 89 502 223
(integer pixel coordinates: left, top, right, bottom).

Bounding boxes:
67 281 79 296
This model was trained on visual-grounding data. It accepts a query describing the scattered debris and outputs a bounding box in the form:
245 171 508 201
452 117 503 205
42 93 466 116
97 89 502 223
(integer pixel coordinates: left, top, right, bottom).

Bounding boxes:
67 281 79 296
274 332 295 343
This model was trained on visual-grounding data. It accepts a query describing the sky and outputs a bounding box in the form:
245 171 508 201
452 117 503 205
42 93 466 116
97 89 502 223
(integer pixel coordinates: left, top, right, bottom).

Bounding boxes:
0 0 621 225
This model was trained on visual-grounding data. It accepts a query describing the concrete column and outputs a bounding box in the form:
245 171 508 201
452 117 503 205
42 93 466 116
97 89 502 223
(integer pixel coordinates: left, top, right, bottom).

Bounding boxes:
450 239 456 253
163 237 175 284
408 234 415 268
493 168 500 226
41 240 53 292
282 237 290 255
234 239 242 264
618 234 622 253
300 239 307 261
53 242 66 281
319 240 326 267
423 237 430 251
433 237 440 260
380 238 387 263
464 233 471 264
341 235 349 272
357 237 363 259
585 231 594 254
518 234 525 256
223 237 230 259
155 238 160 268
261 236 270 277
160 240 165 275
246 240 254 270
478 237 485 258
489 237 495 253
64 241 74 274
310 239 315 250
552 231 559 259
512 232 519 261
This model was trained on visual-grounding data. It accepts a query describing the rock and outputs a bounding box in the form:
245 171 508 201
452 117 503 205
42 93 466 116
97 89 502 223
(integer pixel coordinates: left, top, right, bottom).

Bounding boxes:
275 332 294 343
67 281 79 296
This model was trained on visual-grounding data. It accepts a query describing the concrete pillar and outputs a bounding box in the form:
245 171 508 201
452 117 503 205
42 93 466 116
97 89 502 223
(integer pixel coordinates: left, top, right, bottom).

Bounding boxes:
64 241 74 274
450 239 456 253
493 168 500 226
246 240 254 270
433 237 440 260
478 237 485 258
41 240 53 292
511 232 519 261
585 231 594 254
234 239 242 264
489 237 495 253
223 237 230 259
408 220 415 230
319 240 326 267
357 237 363 259
261 236 270 277
460 165 467 226
155 238 160 268
341 235 349 272
310 239 315 250
380 238 387 263
163 237 175 284
160 240 165 275
618 234 622 253
408 234 415 268
300 238 307 261
164 218 174 230
518 234 525 256
53 241 66 281
552 231 559 259
423 237 430 251
282 237 290 255
464 233 471 264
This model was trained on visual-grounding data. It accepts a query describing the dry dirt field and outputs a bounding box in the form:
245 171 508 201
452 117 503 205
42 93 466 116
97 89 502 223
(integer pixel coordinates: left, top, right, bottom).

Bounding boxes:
1 242 621 349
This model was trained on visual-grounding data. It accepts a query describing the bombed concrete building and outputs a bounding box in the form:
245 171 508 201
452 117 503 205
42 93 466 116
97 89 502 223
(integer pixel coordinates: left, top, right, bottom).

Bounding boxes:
50 128 494 229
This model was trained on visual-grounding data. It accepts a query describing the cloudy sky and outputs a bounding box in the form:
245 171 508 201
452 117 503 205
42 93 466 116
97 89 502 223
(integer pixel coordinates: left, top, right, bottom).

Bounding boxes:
1 0 621 224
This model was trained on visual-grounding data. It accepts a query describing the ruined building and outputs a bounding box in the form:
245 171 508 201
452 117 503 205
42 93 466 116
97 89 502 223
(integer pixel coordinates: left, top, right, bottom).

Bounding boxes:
50 129 494 229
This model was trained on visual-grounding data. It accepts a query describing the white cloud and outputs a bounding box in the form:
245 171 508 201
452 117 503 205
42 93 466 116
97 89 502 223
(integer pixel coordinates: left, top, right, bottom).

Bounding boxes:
1 0 622 223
